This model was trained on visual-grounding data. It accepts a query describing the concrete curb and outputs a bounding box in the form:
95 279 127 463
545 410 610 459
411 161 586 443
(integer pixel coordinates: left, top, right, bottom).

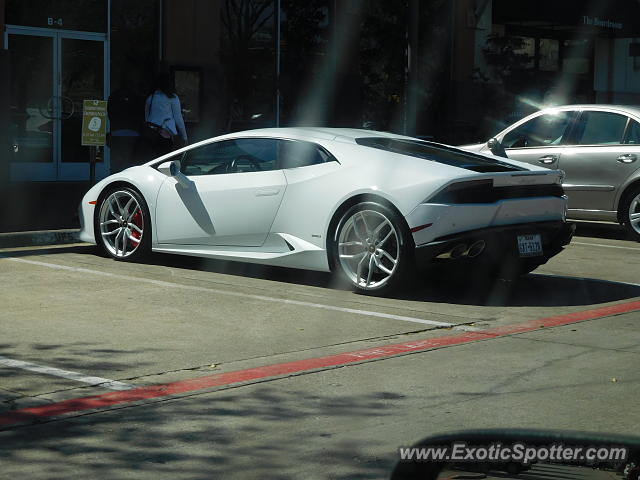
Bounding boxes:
0 229 82 248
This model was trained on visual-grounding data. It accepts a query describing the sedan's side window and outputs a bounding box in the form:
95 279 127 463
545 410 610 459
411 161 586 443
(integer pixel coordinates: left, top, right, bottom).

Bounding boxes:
181 138 278 176
277 140 332 169
624 120 640 144
572 111 628 145
501 112 574 149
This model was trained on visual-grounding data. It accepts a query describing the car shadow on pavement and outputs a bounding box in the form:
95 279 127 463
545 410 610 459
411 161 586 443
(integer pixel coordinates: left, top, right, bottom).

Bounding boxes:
3 245 639 309
145 251 640 308
573 221 629 240
395 272 640 307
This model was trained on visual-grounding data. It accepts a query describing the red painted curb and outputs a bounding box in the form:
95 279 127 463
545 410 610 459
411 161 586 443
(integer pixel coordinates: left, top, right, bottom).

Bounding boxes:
2 300 640 427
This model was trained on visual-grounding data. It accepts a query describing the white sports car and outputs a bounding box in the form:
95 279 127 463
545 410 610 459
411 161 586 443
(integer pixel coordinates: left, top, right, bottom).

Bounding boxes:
79 128 574 294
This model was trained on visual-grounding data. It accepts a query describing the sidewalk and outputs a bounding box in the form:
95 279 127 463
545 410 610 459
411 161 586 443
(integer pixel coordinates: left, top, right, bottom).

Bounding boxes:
1 181 89 233
0 229 81 248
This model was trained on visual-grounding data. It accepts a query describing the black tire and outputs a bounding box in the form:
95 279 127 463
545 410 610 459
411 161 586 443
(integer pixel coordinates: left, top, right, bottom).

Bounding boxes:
94 186 152 261
329 201 414 295
620 185 640 242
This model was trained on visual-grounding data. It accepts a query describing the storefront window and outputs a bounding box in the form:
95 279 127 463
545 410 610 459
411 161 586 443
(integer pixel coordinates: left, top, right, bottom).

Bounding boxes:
513 37 536 69
562 39 592 74
279 0 330 126
221 0 277 131
359 1 408 131
110 0 160 97
539 38 559 72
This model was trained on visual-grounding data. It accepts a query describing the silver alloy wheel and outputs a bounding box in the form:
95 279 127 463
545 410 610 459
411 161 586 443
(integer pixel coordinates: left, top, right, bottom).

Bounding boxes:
98 190 145 258
629 192 640 235
338 209 400 290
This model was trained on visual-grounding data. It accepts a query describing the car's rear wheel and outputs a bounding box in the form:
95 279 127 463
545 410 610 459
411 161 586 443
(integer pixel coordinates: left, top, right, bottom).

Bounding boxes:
331 202 413 294
621 186 640 241
95 187 151 261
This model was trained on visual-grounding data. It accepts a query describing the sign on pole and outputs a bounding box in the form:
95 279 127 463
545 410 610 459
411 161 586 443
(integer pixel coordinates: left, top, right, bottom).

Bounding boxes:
81 99 107 146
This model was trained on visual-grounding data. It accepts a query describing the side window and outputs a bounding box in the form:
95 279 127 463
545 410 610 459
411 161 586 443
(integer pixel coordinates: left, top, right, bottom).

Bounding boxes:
625 120 640 145
277 140 331 169
501 112 574 149
572 111 628 145
180 138 278 175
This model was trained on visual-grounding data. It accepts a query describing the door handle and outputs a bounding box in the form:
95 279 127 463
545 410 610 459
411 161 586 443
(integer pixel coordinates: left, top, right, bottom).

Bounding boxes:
538 155 558 164
255 188 280 197
617 154 637 163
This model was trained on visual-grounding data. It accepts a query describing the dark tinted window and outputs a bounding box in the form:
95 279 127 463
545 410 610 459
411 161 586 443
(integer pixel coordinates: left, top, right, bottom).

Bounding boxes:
355 137 524 172
502 112 574 148
573 111 628 145
277 140 332 169
180 138 277 176
625 120 640 145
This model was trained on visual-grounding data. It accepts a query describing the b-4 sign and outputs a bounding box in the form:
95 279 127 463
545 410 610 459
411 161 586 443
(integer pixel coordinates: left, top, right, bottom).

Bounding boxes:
81 99 107 146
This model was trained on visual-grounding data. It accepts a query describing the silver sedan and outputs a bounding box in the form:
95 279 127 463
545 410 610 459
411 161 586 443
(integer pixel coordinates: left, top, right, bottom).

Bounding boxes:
463 104 640 240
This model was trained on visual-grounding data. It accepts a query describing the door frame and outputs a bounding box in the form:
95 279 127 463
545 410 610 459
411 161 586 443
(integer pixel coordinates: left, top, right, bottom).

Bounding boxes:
5 25 110 181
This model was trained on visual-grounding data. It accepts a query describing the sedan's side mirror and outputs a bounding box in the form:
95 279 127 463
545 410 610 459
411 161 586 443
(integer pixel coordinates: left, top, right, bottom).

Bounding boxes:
157 160 192 188
487 137 508 158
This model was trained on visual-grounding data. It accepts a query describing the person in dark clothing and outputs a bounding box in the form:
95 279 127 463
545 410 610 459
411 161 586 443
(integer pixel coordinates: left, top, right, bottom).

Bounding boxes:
107 79 145 173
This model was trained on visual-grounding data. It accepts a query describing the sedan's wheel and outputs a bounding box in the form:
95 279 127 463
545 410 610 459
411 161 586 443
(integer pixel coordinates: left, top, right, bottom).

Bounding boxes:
621 186 640 241
333 202 412 294
96 187 150 260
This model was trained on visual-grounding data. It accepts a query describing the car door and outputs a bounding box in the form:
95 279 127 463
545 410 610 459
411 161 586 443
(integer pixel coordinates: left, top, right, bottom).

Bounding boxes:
499 110 577 169
269 139 342 238
155 137 287 247
558 110 640 212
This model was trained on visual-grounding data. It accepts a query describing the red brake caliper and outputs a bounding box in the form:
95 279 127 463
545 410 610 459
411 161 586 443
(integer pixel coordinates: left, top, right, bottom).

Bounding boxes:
129 209 143 248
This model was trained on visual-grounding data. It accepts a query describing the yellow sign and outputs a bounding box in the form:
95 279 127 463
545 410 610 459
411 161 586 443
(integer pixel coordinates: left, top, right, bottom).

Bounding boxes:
81 99 107 146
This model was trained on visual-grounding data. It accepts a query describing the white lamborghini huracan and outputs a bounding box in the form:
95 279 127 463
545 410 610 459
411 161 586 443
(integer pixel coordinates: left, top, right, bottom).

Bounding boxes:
79 128 574 294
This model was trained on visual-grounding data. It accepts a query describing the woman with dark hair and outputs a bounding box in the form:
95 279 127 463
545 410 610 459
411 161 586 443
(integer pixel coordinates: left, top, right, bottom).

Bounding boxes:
143 73 188 158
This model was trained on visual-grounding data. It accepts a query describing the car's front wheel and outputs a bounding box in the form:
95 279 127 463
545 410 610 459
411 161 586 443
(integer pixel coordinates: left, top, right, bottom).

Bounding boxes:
95 186 151 261
621 185 640 241
331 202 413 294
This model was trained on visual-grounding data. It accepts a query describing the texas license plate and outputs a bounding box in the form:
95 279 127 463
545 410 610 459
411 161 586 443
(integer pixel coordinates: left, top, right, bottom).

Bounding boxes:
517 234 543 257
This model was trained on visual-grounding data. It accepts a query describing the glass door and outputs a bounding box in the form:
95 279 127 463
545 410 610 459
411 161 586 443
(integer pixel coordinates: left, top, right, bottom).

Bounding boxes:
58 34 109 180
7 31 56 181
6 26 109 181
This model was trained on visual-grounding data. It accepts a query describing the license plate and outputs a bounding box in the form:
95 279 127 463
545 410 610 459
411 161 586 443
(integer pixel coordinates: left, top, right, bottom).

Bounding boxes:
517 234 543 257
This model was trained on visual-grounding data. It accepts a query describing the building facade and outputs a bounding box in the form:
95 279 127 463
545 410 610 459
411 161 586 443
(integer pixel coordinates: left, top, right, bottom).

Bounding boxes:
2 0 640 185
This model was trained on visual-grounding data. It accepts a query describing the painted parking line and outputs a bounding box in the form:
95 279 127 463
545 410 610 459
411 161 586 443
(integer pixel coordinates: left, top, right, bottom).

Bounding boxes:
573 241 640 251
0 356 134 391
2 298 639 428
3 257 459 329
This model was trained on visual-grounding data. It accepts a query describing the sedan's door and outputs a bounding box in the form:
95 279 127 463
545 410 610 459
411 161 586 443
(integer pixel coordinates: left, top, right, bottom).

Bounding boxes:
557 111 640 212
499 110 577 169
155 138 286 247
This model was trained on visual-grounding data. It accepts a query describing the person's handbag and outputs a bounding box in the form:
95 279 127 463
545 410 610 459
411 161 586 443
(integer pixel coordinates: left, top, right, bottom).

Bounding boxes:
143 121 174 145
142 92 174 145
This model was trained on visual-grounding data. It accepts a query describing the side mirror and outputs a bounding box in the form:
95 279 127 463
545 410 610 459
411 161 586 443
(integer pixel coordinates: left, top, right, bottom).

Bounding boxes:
157 160 192 188
487 137 508 158
157 160 181 176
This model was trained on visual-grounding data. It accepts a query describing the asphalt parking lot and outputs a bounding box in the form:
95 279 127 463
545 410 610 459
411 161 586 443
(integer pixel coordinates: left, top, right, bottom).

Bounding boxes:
1 223 639 479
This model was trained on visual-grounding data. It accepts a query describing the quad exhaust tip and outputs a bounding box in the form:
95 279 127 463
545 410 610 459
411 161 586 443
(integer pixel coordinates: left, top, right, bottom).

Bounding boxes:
437 240 486 259
449 243 468 259
466 240 486 258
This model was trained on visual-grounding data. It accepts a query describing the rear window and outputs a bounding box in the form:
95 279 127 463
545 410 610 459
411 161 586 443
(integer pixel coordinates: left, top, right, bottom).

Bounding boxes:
355 137 525 173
